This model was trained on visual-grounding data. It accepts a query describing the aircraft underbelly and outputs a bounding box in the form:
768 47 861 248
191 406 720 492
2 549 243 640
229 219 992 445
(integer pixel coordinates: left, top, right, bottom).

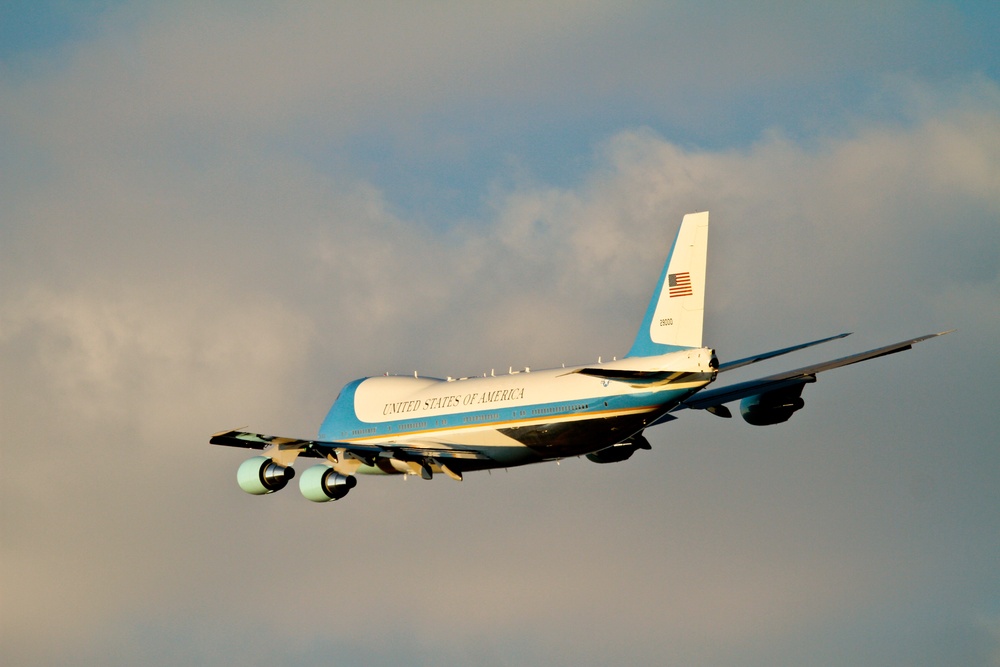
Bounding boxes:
390 411 657 473
499 412 653 458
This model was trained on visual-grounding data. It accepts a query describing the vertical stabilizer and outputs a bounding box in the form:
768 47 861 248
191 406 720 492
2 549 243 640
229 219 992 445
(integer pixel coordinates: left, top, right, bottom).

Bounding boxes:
626 211 709 357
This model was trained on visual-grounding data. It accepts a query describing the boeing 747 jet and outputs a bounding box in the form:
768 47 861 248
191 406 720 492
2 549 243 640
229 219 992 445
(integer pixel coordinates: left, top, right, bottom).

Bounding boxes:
211 212 949 502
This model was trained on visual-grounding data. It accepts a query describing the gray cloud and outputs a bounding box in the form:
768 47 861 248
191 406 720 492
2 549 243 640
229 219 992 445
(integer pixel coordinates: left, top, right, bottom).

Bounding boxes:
2 4 999 666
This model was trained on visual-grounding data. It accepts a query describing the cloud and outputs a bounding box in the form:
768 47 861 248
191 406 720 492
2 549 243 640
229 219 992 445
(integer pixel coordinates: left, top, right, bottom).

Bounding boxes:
2 4 999 666
3 1 981 157
6 97 999 664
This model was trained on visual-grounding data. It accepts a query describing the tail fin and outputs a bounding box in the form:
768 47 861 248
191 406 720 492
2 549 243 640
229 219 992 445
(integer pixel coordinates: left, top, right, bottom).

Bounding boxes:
626 211 709 357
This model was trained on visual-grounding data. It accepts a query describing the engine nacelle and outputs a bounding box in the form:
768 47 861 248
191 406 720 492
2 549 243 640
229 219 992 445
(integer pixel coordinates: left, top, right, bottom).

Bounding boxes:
740 383 807 426
299 465 358 502
586 434 652 464
237 456 295 495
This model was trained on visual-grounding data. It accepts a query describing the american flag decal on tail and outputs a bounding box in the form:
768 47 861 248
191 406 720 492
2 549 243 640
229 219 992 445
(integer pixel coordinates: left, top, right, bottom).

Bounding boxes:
668 272 693 298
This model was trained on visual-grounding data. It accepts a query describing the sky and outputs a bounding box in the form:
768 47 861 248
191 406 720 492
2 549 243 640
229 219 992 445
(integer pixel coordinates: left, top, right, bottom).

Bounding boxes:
1 2 998 665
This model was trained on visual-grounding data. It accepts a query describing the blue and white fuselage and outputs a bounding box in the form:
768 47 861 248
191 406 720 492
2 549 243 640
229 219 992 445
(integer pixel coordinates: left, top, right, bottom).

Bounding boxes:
321 348 718 475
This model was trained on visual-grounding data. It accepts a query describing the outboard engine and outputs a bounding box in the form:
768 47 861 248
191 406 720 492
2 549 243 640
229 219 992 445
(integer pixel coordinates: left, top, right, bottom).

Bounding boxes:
237 456 295 495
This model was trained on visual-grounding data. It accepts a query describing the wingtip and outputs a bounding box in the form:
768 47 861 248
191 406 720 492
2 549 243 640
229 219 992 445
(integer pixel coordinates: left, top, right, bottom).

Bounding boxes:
918 330 955 341
907 330 955 346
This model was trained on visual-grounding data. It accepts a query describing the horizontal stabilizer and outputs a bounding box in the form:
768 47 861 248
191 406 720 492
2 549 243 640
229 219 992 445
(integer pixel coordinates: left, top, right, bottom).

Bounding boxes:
569 367 700 388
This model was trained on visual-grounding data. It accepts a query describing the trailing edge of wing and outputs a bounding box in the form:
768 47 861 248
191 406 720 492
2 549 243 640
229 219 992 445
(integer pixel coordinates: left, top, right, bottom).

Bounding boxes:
209 429 492 465
718 332 851 372
681 331 953 411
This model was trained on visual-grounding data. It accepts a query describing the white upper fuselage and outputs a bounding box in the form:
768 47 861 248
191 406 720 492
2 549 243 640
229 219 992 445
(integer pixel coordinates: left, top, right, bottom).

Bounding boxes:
319 347 717 474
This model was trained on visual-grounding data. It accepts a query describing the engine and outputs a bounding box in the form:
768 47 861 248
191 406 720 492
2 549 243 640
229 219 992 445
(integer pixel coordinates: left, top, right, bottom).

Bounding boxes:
299 465 358 502
740 383 807 425
237 456 295 495
586 434 652 464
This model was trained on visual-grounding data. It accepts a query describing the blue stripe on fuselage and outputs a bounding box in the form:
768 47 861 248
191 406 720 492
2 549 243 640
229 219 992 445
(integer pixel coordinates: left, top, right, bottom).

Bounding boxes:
318 378 697 446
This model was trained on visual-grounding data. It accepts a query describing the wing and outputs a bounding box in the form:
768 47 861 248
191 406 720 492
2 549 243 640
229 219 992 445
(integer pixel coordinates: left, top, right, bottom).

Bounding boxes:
209 430 491 480
681 331 953 416
717 332 851 372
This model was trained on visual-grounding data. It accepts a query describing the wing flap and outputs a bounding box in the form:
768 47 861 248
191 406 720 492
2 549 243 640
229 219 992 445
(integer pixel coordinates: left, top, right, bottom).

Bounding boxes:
683 375 817 410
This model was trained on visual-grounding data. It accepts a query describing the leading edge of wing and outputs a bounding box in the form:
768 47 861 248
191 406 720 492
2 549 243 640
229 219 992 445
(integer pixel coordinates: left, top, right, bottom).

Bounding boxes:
681 330 953 411
209 429 492 463
717 332 851 372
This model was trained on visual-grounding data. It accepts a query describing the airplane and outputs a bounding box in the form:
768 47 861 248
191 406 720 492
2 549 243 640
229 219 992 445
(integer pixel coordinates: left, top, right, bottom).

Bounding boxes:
210 211 950 502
